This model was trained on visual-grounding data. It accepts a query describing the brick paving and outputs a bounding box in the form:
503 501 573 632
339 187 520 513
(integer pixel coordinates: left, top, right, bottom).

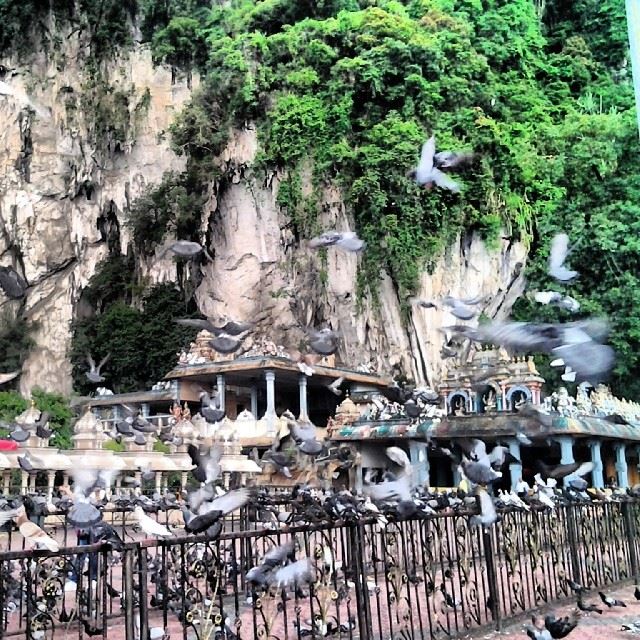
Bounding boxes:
467 584 640 639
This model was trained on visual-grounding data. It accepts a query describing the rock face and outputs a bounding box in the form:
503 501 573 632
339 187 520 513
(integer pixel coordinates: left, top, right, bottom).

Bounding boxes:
0 44 527 395
0 44 195 395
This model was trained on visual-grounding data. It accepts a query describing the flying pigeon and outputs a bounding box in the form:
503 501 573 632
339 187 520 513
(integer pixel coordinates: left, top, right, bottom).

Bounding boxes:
308 231 365 252
548 233 579 282
85 353 110 383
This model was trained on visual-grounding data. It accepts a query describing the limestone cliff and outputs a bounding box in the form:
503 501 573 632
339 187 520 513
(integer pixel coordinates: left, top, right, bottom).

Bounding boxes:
0 45 526 396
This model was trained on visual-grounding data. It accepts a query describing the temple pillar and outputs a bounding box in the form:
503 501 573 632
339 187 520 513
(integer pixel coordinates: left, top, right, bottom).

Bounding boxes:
250 386 258 417
409 441 430 487
557 436 575 487
614 443 629 488
217 374 226 412
47 471 56 499
155 473 162 494
181 471 189 490
589 440 605 489
141 403 150 417
2 470 10 493
20 471 28 495
451 462 462 487
298 375 309 420
264 370 276 435
508 439 522 492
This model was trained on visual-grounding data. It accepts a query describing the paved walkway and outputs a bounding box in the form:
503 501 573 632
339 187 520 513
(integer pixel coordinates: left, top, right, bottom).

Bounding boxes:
468 584 640 639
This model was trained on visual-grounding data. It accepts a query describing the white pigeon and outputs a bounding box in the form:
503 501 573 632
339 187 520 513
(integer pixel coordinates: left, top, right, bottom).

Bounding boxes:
133 506 172 538
413 136 461 193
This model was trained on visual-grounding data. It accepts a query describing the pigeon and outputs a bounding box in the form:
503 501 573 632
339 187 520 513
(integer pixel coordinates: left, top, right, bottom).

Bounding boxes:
538 461 593 481
307 328 339 356
409 297 438 309
470 487 498 528
198 391 226 423
326 377 344 396
262 450 294 478
534 291 580 313
0 370 20 385
187 444 222 484
385 446 412 473
599 591 626 607
289 419 324 456
209 334 243 354
9 426 30 442
577 599 602 614
544 611 580 638
270 558 314 589
133 506 172 538
160 240 213 261
566 579 588 594
85 353 110 383
461 459 502 485
442 296 478 320
0 266 28 299
549 233 579 282
175 317 218 333
410 136 468 193
308 231 365 252
14 506 59 551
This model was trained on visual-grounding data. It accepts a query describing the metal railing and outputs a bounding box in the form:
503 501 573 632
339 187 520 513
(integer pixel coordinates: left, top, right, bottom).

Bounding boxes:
1 500 638 639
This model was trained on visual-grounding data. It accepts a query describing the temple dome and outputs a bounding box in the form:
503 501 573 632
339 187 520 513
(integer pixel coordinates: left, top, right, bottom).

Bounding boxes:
336 395 359 421
15 401 41 427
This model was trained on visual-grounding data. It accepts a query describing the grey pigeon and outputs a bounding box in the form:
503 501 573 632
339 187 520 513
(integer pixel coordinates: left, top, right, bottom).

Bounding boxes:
160 240 213 261
209 334 243 354
442 296 477 320
85 353 110 383
0 266 27 299
308 231 365 252
307 328 339 356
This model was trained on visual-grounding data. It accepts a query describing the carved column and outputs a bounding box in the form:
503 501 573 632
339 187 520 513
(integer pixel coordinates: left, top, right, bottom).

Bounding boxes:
217 374 226 412
47 471 56 499
589 440 604 488
155 473 162 494
141 403 150 417
556 436 575 487
451 462 461 487
264 370 276 435
2 470 10 493
409 441 430 487
20 471 28 495
250 386 258 417
298 375 309 421
508 439 522 492
614 442 629 488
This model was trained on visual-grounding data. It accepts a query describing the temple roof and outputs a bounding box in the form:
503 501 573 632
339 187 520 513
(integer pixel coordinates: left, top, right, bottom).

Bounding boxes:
330 414 640 442
164 356 391 389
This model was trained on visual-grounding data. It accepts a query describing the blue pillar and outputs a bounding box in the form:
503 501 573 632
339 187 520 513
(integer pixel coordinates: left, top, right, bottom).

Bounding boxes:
217 374 226 412
264 370 276 435
508 439 522 492
141 403 150 417
451 462 461 487
614 443 629 488
589 440 604 489
556 436 575 487
409 441 430 487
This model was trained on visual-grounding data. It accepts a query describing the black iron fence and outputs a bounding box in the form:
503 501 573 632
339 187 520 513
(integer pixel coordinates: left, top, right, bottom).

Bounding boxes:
1 500 639 639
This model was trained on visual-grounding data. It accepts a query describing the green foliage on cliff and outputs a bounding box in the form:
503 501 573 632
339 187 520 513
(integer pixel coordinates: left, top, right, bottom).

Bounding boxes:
0 313 35 375
0 389 73 448
71 282 200 394
126 171 206 255
168 0 615 298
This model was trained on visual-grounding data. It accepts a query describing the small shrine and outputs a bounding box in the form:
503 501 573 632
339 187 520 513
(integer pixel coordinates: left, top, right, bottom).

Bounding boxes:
438 348 544 415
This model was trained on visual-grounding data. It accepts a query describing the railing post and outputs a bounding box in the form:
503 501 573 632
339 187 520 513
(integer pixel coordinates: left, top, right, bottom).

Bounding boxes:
622 501 639 583
123 546 136 640
480 519 501 630
565 504 583 585
138 546 149 640
350 523 373 638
